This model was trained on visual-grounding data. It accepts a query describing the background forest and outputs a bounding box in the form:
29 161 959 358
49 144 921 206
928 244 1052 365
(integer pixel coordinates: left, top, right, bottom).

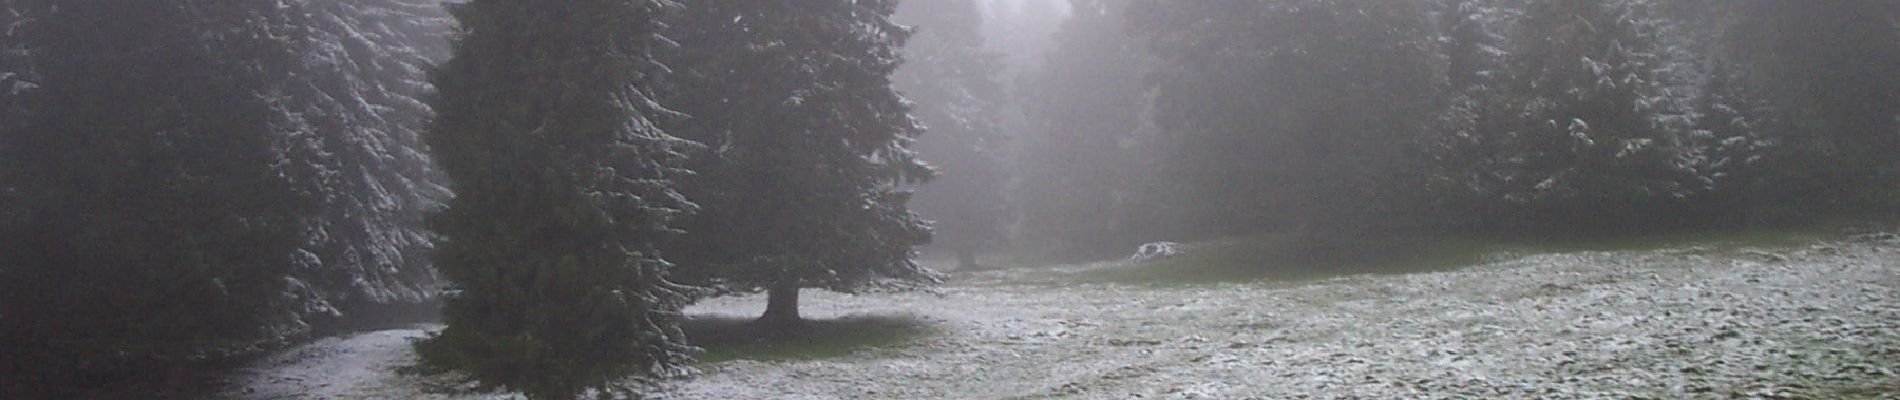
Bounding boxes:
0 0 1895 399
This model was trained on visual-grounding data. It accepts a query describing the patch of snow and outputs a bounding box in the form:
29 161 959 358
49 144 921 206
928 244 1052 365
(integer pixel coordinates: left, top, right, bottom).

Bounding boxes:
1130 242 1183 263
222 240 1900 399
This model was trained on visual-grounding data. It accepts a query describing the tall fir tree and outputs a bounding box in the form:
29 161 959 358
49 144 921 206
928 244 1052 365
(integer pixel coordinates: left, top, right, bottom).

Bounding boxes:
0 0 27 203
1686 65 1782 218
277 0 454 329
661 0 936 330
0 0 24 114
0 0 309 395
414 0 696 398
894 0 1010 269
1484 0 1702 230
1425 0 1520 227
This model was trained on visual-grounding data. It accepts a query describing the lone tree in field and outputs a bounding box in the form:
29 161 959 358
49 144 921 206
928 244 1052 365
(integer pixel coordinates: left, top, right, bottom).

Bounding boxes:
415 0 696 398
661 0 936 331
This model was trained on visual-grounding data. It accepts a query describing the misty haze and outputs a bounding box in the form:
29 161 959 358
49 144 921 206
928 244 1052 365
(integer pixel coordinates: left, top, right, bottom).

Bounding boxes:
2 0 1897 399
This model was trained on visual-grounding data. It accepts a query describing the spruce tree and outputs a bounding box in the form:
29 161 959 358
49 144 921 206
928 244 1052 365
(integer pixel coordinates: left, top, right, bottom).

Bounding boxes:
893 0 1010 269
0 0 308 394
1686 65 1781 219
661 0 936 330
414 0 695 398
0 0 27 173
1488 0 1701 229
0 0 24 108
277 0 454 328
1426 0 1520 227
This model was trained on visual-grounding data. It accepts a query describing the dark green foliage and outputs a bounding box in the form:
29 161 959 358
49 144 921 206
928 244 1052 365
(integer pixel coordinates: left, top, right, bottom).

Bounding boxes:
0 0 307 394
1425 0 1520 228
893 0 1010 268
0 0 24 115
1135 0 1447 239
280 0 454 328
1421 0 1898 231
999 0 1896 251
1496 0 1699 222
0 1 27 190
1427 0 1706 231
660 0 937 324
1681 66 1784 224
414 0 695 398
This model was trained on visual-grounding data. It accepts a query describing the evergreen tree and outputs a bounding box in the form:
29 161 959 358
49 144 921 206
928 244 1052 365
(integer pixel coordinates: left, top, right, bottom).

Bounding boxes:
0 0 28 188
1425 0 1520 227
0 0 25 110
414 0 695 398
1437 0 1518 95
661 0 936 330
278 0 454 329
894 0 1010 269
0 0 309 394
1685 65 1782 219
1484 0 1702 230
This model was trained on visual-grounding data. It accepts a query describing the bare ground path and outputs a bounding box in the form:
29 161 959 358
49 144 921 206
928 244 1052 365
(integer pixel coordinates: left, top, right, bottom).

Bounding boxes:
222 238 1900 399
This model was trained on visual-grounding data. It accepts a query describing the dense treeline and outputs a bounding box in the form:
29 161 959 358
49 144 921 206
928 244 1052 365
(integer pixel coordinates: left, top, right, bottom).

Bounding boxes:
1 3 310 394
1 0 944 398
1008 0 1900 261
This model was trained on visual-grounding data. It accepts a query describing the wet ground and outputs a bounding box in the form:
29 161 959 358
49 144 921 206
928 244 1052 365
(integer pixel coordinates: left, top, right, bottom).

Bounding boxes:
222 236 1900 399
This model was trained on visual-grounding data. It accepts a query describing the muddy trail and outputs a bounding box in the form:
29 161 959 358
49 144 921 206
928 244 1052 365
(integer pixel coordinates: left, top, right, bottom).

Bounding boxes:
222 237 1900 399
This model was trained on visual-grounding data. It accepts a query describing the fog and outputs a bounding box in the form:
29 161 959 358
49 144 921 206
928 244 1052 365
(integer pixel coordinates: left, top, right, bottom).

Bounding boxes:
2 0 1897 399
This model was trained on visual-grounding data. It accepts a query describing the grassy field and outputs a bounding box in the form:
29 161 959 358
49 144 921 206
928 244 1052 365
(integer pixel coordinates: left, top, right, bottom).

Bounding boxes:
1076 228 1826 286
218 226 1897 399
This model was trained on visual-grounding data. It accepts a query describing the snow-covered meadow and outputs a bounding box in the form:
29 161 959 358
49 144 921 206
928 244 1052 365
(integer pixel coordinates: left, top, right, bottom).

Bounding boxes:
224 236 1900 399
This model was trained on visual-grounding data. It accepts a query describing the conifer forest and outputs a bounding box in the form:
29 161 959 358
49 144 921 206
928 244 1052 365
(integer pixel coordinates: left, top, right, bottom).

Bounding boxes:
2 1 1898 399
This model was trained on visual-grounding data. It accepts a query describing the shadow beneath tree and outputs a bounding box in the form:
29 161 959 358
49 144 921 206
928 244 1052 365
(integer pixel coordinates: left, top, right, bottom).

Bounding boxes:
683 314 937 364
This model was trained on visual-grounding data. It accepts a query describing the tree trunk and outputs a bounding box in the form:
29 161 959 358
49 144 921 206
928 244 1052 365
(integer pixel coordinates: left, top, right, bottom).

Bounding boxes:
758 279 801 329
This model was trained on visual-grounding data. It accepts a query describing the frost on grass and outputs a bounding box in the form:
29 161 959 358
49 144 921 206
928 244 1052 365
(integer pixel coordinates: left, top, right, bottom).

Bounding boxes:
224 240 1900 399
